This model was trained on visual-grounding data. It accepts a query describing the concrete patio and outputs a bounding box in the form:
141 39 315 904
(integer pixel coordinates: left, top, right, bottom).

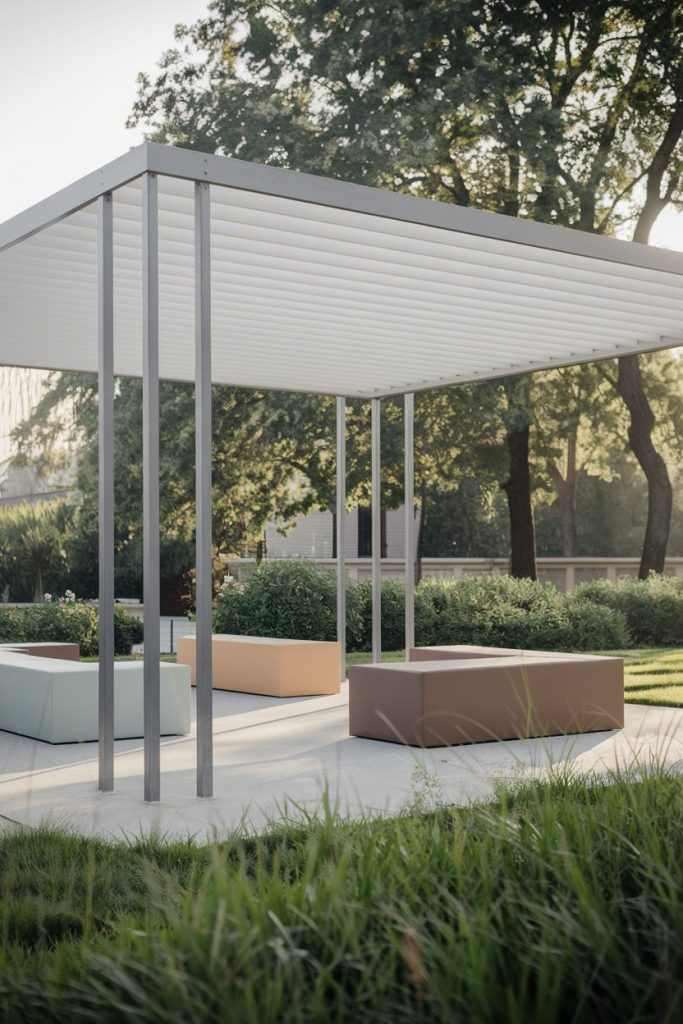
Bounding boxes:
1 686 681 841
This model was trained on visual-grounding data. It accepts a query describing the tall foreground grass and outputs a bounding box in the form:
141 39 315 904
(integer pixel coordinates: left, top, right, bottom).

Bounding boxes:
0 770 681 1023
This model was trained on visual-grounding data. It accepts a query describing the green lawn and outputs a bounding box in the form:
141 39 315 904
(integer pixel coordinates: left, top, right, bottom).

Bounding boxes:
0 771 681 1022
348 647 683 708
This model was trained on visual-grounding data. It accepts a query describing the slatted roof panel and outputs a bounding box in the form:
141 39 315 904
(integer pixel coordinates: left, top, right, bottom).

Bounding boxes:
1 143 681 398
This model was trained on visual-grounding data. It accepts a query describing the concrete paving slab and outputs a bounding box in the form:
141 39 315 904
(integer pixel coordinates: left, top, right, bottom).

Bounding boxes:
0 685 681 841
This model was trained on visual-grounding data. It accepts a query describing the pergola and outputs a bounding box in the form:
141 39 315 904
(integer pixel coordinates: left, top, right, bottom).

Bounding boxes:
1 142 682 802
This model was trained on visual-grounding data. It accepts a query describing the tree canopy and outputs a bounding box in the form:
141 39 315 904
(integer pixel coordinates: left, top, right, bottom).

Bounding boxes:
9 0 683 598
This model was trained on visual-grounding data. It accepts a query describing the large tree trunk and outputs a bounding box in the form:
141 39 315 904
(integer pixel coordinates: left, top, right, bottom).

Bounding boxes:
502 424 537 579
608 99 682 576
549 435 578 557
614 354 672 577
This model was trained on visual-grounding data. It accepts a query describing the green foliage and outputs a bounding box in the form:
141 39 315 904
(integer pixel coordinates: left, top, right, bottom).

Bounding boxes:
0 501 70 602
125 0 683 576
577 574 683 646
414 575 629 652
213 560 338 641
213 562 629 651
0 771 682 1022
347 577 406 653
0 600 143 657
113 606 145 653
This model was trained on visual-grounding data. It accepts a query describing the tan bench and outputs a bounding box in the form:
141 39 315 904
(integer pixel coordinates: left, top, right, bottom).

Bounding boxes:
349 649 623 747
177 634 340 697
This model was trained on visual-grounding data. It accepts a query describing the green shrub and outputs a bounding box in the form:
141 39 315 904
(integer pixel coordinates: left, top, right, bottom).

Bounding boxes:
212 563 629 653
412 574 628 651
213 560 338 641
114 606 144 653
576 573 683 646
0 599 143 657
347 577 405 652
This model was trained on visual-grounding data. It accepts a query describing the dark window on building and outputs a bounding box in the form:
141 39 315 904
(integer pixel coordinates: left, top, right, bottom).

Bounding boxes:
357 506 371 557
357 507 387 557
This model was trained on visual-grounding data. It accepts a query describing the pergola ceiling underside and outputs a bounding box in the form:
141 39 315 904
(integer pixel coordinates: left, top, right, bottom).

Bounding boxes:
1 173 682 397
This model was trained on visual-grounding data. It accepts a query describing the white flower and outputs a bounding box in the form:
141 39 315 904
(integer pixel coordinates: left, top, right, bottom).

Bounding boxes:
43 593 52 602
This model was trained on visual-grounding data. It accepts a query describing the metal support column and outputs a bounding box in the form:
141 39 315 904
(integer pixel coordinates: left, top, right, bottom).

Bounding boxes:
371 397 382 662
404 393 415 658
142 173 160 803
97 192 114 792
195 181 213 798
336 396 346 681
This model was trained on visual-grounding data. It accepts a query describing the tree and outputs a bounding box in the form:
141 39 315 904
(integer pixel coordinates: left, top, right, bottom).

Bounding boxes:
129 0 683 575
0 501 70 602
12 374 332 599
531 365 623 557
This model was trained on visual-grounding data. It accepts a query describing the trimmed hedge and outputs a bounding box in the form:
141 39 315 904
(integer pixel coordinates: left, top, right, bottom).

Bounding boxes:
414 575 629 652
576 574 683 646
213 561 630 652
0 602 144 657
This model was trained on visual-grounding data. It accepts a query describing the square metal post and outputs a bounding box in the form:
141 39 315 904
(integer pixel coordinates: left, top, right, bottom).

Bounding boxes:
404 393 415 658
142 172 161 803
97 192 114 792
336 396 346 681
371 397 382 662
195 181 213 798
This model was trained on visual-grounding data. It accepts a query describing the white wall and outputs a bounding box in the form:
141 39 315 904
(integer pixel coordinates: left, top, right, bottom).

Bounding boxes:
265 505 416 559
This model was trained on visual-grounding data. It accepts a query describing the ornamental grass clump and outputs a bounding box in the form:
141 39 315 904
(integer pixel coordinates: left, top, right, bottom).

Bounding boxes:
0 769 681 1022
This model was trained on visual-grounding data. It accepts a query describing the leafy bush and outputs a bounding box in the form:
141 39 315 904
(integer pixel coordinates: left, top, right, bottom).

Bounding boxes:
0 598 143 657
576 573 683 646
347 577 405 652
213 560 339 641
114 606 144 653
212 562 630 652
414 574 629 652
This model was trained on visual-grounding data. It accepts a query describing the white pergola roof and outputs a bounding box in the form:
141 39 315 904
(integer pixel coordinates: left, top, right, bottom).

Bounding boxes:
1 141 682 398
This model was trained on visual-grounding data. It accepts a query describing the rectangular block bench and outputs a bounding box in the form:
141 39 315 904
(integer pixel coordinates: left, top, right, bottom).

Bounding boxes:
0 651 191 743
409 644 599 662
0 641 80 660
349 652 624 747
177 634 340 697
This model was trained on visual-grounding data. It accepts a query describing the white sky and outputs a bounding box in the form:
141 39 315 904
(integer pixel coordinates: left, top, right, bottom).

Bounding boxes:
0 0 682 250
0 0 209 223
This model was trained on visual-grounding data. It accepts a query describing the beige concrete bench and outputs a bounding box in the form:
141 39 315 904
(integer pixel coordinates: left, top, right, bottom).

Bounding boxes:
350 646 623 747
177 634 340 697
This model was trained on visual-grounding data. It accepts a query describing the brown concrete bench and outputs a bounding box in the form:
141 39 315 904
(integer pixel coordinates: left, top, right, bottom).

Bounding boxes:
0 642 80 660
349 650 623 747
177 634 340 697
409 644 597 663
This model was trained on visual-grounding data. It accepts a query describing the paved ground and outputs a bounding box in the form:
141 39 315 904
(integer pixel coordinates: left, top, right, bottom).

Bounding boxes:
0 686 681 841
